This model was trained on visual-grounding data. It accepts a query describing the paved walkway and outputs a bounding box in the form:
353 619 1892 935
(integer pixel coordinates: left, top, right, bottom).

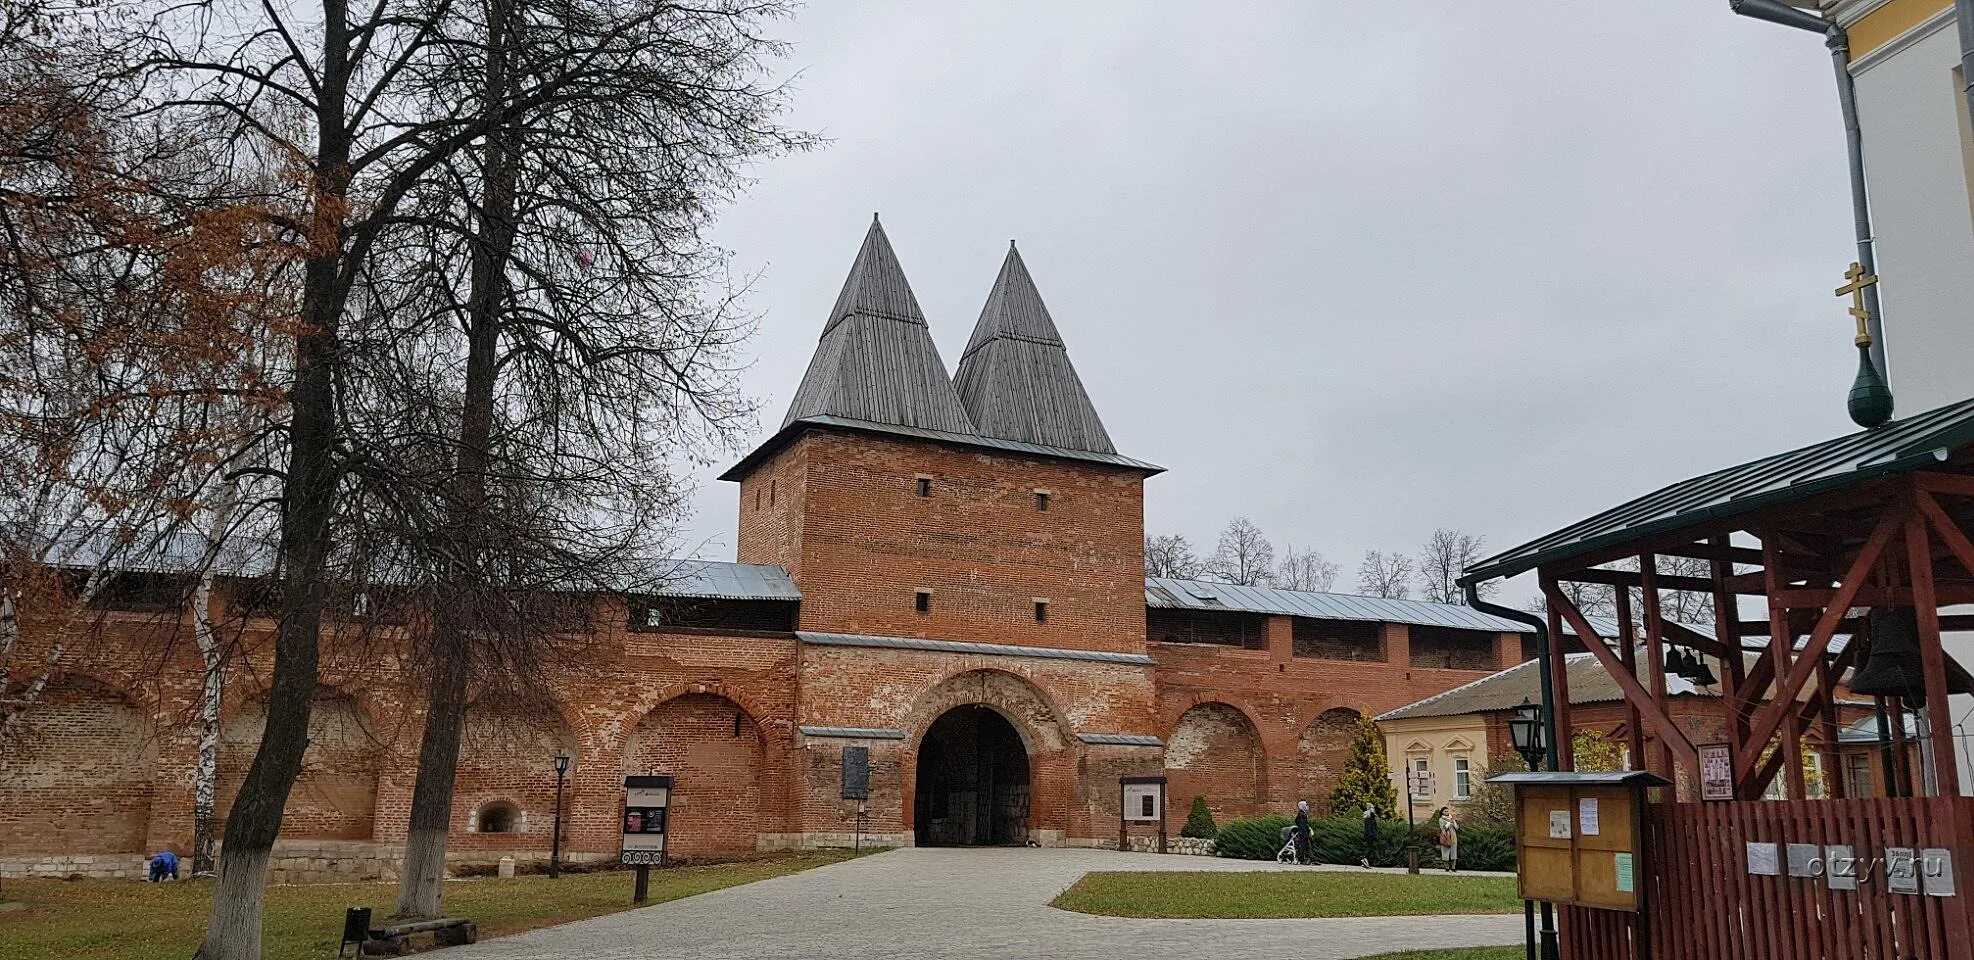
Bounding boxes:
444 847 1523 960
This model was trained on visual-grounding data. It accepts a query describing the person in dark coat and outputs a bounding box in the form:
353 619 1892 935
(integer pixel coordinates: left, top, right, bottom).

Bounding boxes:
1293 800 1313 865
1360 801 1378 868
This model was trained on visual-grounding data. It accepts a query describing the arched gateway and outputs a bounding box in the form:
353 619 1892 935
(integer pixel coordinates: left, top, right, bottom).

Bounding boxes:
913 705 1031 846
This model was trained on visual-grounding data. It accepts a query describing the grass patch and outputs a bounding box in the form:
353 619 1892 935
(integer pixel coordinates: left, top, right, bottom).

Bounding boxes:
1358 950 1520 960
1051 870 1521 919
0 850 859 960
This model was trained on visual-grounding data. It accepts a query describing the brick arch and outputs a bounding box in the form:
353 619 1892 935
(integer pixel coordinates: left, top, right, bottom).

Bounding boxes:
1164 700 1268 828
217 686 383 840
1298 706 1365 814
0 674 160 855
600 680 787 752
622 691 764 857
900 669 1075 844
902 668 1072 754
450 700 580 851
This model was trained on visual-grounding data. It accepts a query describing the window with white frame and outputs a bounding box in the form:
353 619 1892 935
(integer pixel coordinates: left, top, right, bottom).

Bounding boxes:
1453 756 1471 800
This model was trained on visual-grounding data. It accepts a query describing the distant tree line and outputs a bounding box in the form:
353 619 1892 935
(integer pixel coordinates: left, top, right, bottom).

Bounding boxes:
1146 520 1496 605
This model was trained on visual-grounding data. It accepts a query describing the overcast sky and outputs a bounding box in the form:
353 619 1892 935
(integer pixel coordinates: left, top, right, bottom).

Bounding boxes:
676 2 1861 604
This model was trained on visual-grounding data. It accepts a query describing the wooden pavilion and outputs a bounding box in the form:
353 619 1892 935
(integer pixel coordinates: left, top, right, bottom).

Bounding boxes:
1462 397 1974 959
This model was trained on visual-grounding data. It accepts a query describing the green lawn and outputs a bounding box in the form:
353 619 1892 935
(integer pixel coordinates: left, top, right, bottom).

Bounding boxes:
1051 870 1522 919
0 850 858 960
1359 950 1520 960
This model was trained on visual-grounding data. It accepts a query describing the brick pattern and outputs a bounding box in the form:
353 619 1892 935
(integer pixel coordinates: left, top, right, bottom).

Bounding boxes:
2 426 1526 870
745 431 1149 655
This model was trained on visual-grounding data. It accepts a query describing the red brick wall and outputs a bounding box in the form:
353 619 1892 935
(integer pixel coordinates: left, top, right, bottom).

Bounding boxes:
0 678 157 854
216 691 381 841
623 693 763 857
741 430 1148 655
1164 701 1265 825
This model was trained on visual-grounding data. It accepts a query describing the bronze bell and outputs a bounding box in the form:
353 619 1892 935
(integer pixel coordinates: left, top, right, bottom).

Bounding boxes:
1850 608 1929 706
1685 652 1719 688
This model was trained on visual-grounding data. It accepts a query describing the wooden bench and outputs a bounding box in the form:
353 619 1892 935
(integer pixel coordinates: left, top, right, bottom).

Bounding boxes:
341 908 477 957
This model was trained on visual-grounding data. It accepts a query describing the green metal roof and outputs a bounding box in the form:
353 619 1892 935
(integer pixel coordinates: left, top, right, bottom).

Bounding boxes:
1463 396 1974 584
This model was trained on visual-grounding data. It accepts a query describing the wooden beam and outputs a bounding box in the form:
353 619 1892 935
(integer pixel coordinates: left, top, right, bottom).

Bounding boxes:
1559 567 1715 592
1614 586 1645 773
1709 535 1749 770
1760 535 1807 800
1769 583 1974 607
1913 471 1974 499
1737 503 1905 782
1639 554 1679 788
1918 491 1974 581
1540 571 1574 771
1905 509 1962 797
1545 579 1699 772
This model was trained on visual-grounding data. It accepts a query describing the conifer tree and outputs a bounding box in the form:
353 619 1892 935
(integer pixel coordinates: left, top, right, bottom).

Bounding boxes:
1329 715 1400 817
1181 795 1219 839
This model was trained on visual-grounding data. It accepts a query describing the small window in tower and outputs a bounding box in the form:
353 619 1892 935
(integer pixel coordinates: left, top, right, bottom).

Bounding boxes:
916 475 933 497
733 713 745 737
754 488 762 511
1034 599 1049 623
769 480 777 507
915 589 932 614
1034 490 1050 512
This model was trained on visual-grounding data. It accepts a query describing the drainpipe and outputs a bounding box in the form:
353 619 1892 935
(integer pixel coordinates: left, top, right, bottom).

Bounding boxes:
1729 0 1893 422
1463 582 1559 773
1463 579 1560 960
1961 1 1974 166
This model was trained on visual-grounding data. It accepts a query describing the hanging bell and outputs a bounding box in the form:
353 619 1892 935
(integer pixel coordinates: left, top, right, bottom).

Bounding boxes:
1850 608 1929 706
1664 647 1692 678
1685 654 1719 688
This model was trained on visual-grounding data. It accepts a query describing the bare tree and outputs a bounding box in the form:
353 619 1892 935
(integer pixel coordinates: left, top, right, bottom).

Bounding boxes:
1 0 285 751
1416 528 1491 605
1207 517 1275 586
376 0 803 918
1357 550 1413 599
1145 534 1203 579
1276 545 1339 592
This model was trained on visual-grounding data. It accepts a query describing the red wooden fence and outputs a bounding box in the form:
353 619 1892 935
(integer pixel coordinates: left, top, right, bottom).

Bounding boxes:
1559 797 1974 959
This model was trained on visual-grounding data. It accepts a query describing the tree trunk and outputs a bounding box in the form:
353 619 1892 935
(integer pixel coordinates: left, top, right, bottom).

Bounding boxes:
194 1 352 952
191 485 237 877
191 570 224 876
391 0 517 915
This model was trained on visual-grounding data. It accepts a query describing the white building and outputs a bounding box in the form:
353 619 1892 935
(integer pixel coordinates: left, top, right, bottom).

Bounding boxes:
1828 0 1974 413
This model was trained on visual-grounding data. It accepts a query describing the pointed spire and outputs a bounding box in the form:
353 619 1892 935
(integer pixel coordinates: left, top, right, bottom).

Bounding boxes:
782 218 976 434
953 244 1117 453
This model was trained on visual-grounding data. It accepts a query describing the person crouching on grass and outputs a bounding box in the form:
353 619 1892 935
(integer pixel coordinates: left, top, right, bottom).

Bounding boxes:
1435 807 1461 872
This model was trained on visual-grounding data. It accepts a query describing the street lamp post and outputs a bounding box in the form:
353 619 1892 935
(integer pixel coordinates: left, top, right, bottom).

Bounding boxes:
551 753 570 880
1509 698 1548 772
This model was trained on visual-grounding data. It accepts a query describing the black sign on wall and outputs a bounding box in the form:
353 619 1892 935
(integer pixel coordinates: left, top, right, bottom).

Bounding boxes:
842 746 870 800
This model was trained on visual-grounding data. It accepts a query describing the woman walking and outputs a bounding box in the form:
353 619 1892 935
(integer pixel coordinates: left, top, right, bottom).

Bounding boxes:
1360 801 1377 868
1436 807 1461 872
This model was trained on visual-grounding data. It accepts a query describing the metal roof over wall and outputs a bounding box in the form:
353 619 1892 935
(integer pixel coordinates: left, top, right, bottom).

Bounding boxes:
1464 396 1974 583
1145 576 1535 633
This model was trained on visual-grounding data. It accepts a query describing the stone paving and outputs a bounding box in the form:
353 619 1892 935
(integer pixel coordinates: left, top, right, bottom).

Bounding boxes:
443 847 1524 960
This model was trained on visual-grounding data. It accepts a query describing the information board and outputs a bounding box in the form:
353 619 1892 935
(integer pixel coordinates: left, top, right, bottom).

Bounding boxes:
622 775 672 866
1699 743 1733 801
1514 782 1643 912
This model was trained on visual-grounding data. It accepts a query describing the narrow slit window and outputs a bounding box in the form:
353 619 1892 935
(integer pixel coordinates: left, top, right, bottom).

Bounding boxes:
1034 490 1050 512
915 589 932 613
769 480 777 507
916 476 932 498
754 488 761 510
1034 599 1049 622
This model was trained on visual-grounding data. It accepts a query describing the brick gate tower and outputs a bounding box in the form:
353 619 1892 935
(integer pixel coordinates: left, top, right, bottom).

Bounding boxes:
722 217 1168 846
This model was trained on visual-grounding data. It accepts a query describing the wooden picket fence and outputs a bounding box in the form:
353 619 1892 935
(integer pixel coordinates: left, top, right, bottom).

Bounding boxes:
1560 796 1974 959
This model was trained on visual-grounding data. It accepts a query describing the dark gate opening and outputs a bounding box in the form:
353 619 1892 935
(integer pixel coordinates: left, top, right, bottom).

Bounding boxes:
913 705 1031 846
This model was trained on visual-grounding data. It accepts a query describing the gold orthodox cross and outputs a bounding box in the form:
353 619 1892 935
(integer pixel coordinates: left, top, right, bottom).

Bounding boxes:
1834 261 1878 347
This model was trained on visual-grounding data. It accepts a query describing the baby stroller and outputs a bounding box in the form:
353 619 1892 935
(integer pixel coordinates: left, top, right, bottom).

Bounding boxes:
1277 825 1306 865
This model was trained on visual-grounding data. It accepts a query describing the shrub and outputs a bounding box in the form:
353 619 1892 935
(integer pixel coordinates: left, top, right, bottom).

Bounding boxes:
1213 814 1292 860
1180 796 1218 840
1447 824 1517 872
